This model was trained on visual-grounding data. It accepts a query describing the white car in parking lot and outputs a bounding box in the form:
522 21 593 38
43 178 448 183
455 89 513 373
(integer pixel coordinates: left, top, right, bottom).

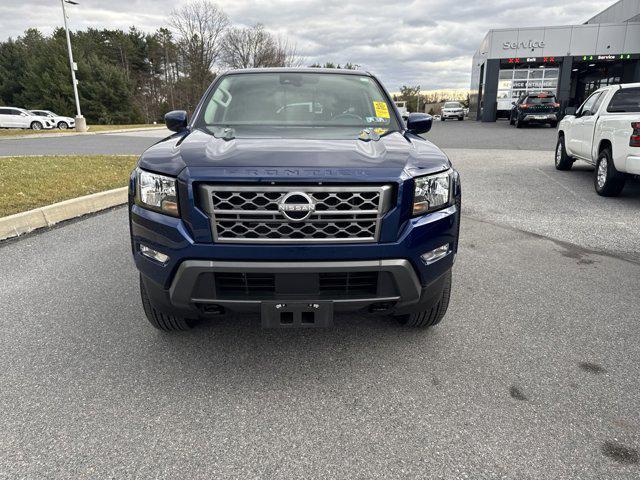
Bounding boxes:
555 83 640 196
30 110 75 130
441 102 464 121
0 107 55 130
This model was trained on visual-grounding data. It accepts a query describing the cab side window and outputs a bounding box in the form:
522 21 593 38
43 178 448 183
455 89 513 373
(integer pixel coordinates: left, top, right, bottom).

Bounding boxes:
578 92 602 117
591 92 606 114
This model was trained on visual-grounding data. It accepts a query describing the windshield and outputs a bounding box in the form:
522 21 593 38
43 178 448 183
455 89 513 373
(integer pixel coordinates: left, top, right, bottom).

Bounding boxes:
196 72 400 138
444 102 461 108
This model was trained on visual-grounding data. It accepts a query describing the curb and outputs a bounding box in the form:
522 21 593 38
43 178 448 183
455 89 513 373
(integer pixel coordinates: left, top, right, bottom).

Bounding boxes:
0 126 166 140
0 187 128 241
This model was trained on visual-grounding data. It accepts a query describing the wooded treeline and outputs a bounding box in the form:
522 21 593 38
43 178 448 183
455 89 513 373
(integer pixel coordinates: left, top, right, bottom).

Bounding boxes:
0 1 299 124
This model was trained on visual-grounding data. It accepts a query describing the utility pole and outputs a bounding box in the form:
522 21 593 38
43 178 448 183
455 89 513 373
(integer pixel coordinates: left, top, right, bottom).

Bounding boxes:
60 0 87 131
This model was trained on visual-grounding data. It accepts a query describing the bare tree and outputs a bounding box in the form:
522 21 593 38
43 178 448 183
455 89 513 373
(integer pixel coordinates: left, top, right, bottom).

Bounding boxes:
169 0 229 108
221 24 300 69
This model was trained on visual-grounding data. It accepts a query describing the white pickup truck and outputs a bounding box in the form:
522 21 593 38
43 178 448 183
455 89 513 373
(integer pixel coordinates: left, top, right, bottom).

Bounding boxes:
395 101 409 122
555 83 640 196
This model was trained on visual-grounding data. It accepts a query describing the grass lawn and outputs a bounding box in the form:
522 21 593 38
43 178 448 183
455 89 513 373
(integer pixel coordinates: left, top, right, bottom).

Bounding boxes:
0 155 137 217
0 124 160 137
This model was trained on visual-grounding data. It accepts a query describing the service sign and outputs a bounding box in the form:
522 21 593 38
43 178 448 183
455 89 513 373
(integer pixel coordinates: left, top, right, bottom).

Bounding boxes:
573 53 639 62
502 40 545 50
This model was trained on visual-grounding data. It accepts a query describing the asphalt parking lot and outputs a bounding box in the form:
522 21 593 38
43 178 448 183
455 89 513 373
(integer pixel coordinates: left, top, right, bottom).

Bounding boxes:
0 128 171 156
1 121 639 478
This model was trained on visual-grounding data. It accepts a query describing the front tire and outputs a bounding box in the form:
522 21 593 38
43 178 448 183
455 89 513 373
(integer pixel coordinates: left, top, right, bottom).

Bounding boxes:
57 121 69 130
515 117 524 128
595 148 626 197
395 271 452 328
555 135 573 170
140 275 191 331
457 116 463 121
30 121 43 131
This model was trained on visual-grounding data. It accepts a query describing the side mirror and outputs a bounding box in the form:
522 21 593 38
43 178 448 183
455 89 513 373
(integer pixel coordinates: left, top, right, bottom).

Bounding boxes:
406 112 432 135
564 107 576 116
165 110 188 132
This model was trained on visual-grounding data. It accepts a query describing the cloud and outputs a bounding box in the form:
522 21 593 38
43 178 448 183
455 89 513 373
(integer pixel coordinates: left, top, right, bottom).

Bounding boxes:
0 0 607 90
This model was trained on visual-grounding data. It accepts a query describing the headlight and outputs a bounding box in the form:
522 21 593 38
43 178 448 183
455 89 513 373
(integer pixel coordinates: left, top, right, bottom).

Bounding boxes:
137 168 178 216
412 170 452 216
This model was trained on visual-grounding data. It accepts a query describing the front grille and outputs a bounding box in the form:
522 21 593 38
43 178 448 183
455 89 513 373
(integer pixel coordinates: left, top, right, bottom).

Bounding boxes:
319 272 379 296
199 185 392 244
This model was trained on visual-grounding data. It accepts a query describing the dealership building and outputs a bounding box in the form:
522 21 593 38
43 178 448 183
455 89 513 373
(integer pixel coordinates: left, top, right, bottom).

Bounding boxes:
470 0 640 121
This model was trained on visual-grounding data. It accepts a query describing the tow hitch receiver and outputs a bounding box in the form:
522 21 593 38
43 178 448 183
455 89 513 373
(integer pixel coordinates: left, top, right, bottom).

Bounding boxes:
261 301 334 328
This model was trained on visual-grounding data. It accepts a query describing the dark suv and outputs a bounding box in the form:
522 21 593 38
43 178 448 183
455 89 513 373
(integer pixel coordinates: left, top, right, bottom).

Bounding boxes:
129 68 461 331
510 92 559 128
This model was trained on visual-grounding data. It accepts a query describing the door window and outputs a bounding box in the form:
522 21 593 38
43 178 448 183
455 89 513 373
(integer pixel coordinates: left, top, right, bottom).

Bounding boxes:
578 92 602 117
591 92 606 114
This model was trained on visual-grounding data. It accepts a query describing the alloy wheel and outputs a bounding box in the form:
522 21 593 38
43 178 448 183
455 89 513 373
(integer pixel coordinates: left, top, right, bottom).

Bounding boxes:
597 157 608 189
555 142 562 166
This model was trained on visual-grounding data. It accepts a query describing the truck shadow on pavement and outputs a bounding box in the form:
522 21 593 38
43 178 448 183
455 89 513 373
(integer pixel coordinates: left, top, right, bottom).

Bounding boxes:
548 163 640 201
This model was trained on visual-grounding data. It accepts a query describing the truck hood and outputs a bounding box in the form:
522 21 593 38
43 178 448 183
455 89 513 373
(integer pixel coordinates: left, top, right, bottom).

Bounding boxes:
138 128 450 180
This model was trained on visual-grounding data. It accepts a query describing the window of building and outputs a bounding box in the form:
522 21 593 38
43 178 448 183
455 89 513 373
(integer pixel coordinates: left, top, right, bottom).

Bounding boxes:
496 66 559 112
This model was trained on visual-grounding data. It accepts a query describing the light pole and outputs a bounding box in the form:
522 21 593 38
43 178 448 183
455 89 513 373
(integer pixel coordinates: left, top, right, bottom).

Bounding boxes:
60 0 87 131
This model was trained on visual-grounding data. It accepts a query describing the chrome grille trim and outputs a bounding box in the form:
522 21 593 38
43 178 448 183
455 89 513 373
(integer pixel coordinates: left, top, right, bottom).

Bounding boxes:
199 185 393 244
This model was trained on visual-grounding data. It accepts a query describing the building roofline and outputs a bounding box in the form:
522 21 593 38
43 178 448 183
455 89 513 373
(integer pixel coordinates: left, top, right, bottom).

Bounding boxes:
485 20 639 34
584 0 626 24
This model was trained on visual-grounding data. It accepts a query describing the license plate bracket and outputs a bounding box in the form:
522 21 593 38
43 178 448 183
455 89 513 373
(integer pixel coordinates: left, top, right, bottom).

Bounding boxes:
261 301 334 328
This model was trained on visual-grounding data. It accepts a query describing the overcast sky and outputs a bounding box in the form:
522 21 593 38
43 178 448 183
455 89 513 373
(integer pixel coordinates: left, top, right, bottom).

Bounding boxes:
0 0 608 91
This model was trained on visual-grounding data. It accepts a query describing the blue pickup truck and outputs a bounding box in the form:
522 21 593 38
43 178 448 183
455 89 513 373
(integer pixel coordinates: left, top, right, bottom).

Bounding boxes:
128 68 461 330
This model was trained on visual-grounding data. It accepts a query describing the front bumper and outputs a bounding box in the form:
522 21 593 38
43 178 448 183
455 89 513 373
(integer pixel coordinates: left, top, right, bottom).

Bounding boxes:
139 258 451 318
442 111 463 119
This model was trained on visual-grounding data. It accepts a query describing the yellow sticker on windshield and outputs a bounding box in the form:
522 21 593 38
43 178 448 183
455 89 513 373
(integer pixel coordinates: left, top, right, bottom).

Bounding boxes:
373 101 390 118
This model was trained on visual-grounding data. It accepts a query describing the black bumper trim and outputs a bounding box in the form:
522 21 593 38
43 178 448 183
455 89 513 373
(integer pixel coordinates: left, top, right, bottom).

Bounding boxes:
168 259 422 311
